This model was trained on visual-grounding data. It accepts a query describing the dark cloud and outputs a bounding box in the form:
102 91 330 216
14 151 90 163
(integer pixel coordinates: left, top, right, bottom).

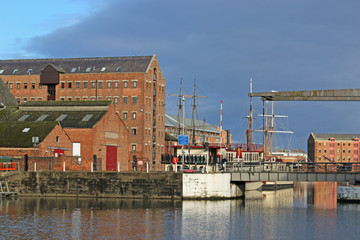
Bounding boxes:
24 0 360 150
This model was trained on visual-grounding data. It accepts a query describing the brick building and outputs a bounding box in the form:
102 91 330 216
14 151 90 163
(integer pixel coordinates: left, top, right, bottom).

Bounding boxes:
0 121 73 170
308 133 360 163
0 101 130 171
0 55 166 170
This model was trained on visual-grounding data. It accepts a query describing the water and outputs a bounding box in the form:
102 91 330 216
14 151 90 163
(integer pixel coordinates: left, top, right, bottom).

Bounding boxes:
0 182 359 239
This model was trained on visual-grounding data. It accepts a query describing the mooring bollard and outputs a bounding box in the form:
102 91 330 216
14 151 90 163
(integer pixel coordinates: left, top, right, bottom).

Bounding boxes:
63 161 65 172
91 162 93 172
118 162 120 172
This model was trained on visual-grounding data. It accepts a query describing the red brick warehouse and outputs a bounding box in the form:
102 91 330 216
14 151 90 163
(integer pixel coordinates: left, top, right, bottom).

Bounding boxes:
0 55 166 170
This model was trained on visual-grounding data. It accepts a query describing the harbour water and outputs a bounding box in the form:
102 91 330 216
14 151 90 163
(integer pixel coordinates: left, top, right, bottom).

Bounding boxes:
0 182 359 239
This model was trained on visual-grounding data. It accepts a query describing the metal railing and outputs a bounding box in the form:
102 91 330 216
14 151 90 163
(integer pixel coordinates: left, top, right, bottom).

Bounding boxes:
222 162 360 173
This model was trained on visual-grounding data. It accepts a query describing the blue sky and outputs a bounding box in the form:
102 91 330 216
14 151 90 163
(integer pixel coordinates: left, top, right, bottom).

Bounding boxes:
2 0 360 152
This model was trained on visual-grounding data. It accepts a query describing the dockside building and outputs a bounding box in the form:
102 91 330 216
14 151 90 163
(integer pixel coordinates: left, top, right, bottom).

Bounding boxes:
0 55 166 170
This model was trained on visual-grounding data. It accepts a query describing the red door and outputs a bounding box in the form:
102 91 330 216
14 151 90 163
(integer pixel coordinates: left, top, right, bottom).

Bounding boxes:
106 146 117 171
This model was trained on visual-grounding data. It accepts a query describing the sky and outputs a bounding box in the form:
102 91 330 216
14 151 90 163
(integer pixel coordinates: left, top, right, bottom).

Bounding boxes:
1 0 360 152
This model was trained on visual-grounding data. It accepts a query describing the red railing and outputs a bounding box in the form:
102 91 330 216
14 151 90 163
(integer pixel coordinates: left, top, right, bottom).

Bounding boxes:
0 162 17 171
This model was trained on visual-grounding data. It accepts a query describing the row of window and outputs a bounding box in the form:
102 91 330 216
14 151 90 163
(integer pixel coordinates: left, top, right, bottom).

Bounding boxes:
132 144 165 153
318 149 353 154
60 80 138 89
318 156 353 161
59 96 138 104
7 82 42 90
318 142 352 147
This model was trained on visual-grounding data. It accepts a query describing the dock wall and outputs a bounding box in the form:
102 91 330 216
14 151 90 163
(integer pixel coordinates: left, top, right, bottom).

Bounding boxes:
1 171 183 199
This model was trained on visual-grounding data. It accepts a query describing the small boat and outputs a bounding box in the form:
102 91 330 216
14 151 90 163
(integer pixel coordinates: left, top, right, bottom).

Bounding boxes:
262 181 293 190
245 181 263 191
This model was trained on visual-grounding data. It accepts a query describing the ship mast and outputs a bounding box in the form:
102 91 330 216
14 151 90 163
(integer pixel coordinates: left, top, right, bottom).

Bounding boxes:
247 78 253 151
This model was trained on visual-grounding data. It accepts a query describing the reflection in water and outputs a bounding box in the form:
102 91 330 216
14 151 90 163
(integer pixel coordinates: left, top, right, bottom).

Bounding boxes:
0 183 359 239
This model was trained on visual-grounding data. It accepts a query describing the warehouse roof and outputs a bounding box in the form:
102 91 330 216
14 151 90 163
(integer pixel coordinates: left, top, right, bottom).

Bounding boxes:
0 101 111 128
0 121 58 147
310 133 360 141
165 114 220 133
0 56 154 75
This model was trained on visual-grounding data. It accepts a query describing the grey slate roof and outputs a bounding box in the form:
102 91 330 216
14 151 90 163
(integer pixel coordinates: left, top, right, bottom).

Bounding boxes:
0 56 154 75
310 133 360 141
0 78 18 107
0 121 58 147
165 114 219 133
0 101 110 128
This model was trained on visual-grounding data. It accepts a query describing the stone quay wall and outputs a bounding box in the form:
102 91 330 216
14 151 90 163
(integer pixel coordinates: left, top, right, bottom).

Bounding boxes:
0 171 183 199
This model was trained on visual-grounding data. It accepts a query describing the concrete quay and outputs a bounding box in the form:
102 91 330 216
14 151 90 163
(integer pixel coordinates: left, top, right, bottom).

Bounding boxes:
0 172 245 200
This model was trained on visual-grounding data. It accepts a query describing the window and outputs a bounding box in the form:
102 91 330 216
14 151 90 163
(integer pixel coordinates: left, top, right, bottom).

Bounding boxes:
98 82 102 88
132 112 136 119
132 145 136 151
68 82 72 88
101 67 106 72
123 97 127 104
17 83 20 89
107 97 111 101
13 69 18 74
24 83 27 89
86 67 92 72
71 67 77 73
132 129 137 135
27 69 32 74
99 97 102 100
123 112 127 119
37 97 42 101
61 82 65 89
83 97 87 101
23 98 27 102
56 136 60 143
343 150 345 153
133 81 137 88
60 97 65 101
114 82 118 88
39 83 42 89
348 150 351 153
124 81 128 88
114 97 118 104
107 82 111 88
9 83 13 89
116 67 121 72
68 97 72 101
0 69 4 74
324 149 326 153
318 143 321 146
84 82 88 88
31 83 35 89
76 82 80 88
133 97 137 104
92 82 96 88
